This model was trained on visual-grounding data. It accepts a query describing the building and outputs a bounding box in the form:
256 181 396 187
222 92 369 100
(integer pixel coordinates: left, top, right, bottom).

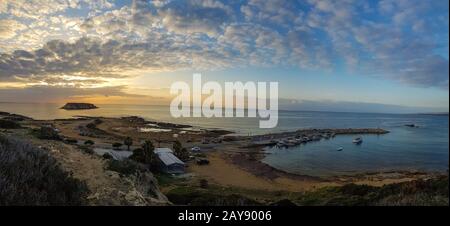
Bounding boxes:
154 148 185 174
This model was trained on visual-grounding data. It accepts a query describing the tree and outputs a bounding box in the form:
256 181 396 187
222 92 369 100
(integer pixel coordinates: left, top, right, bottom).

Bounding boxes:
173 140 182 152
173 140 189 161
130 140 158 169
124 137 133 151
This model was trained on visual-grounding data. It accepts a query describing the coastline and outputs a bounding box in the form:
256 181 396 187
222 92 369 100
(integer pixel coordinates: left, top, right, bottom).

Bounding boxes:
1 111 447 197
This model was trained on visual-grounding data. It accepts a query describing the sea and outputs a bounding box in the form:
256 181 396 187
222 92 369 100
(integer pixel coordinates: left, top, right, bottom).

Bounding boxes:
1 102 448 177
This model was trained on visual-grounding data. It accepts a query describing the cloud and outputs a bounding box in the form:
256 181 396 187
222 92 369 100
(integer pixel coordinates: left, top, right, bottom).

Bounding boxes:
0 19 26 39
0 85 142 103
0 0 448 90
279 99 449 114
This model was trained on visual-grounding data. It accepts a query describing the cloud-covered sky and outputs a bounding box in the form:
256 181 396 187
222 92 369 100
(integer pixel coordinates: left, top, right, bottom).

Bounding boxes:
0 0 448 112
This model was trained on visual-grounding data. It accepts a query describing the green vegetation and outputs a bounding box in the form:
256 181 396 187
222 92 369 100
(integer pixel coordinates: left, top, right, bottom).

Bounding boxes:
296 176 449 206
102 153 113 160
130 140 158 169
173 140 189 161
124 137 133 151
0 135 88 205
0 119 20 129
112 142 123 149
84 140 94 145
78 145 94 155
65 138 78 144
162 175 448 206
166 185 261 206
33 126 60 140
106 159 142 176
86 122 96 129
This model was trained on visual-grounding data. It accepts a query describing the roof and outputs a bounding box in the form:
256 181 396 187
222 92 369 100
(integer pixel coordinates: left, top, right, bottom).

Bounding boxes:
154 148 173 154
154 148 184 166
93 148 132 161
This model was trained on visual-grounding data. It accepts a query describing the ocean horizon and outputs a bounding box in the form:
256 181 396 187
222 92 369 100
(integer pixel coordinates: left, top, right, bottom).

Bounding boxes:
1 102 448 176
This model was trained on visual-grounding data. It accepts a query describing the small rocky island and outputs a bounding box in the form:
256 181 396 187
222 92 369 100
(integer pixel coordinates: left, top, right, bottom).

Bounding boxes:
61 103 98 110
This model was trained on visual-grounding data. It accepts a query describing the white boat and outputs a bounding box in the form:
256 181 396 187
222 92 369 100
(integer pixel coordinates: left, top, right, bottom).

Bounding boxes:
352 137 363 144
277 141 287 148
336 147 343 151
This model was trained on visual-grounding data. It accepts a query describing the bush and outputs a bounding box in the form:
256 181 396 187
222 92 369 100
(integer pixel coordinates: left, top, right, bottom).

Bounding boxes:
34 126 60 140
78 145 94 155
102 153 113 160
295 176 449 206
86 123 96 129
93 119 103 125
84 140 95 145
199 179 209 189
0 135 88 205
0 119 20 129
112 142 123 149
106 159 142 176
65 138 78 144
166 186 261 206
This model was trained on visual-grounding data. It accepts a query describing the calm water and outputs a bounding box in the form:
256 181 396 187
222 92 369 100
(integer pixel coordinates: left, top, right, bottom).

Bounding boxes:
1 102 448 176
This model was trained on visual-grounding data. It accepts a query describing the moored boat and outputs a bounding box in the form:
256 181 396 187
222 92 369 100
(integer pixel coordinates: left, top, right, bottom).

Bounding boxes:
352 136 363 144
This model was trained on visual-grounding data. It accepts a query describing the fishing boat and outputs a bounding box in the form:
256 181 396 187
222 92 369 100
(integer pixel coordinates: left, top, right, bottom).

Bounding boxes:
352 137 363 144
277 141 288 148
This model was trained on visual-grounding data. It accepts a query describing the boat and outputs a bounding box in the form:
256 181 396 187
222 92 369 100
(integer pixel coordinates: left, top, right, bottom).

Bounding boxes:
277 141 288 148
336 147 343 151
352 137 363 144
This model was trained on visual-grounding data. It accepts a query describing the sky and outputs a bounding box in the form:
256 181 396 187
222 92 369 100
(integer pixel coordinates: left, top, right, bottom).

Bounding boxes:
0 0 449 113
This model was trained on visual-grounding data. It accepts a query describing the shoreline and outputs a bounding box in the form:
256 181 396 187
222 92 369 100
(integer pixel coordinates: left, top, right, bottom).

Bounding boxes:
1 111 447 193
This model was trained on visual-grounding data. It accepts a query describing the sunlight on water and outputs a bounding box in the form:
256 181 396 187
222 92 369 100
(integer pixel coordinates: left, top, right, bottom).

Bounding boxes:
1 102 448 176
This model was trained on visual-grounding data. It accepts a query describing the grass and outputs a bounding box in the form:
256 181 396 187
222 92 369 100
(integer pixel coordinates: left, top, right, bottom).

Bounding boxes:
295 176 449 206
0 119 21 129
166 185 262 206
106 159 147 176
161 174 448 206
0 135 88 205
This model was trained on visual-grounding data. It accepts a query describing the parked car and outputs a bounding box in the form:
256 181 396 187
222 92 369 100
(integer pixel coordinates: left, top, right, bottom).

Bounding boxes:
191 146 201 152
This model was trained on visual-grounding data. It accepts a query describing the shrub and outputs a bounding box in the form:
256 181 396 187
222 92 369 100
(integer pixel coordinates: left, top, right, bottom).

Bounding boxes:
86 123 96 129
166 186 261 206
35 126 60 140
199 179 209 189
102 153 113 160
107 159 141 176
112 142 123 149
0 135 88 205
84 140 95 146
78 145 94 155
0 119 20 129
65 138 78 144
93 119 103 125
